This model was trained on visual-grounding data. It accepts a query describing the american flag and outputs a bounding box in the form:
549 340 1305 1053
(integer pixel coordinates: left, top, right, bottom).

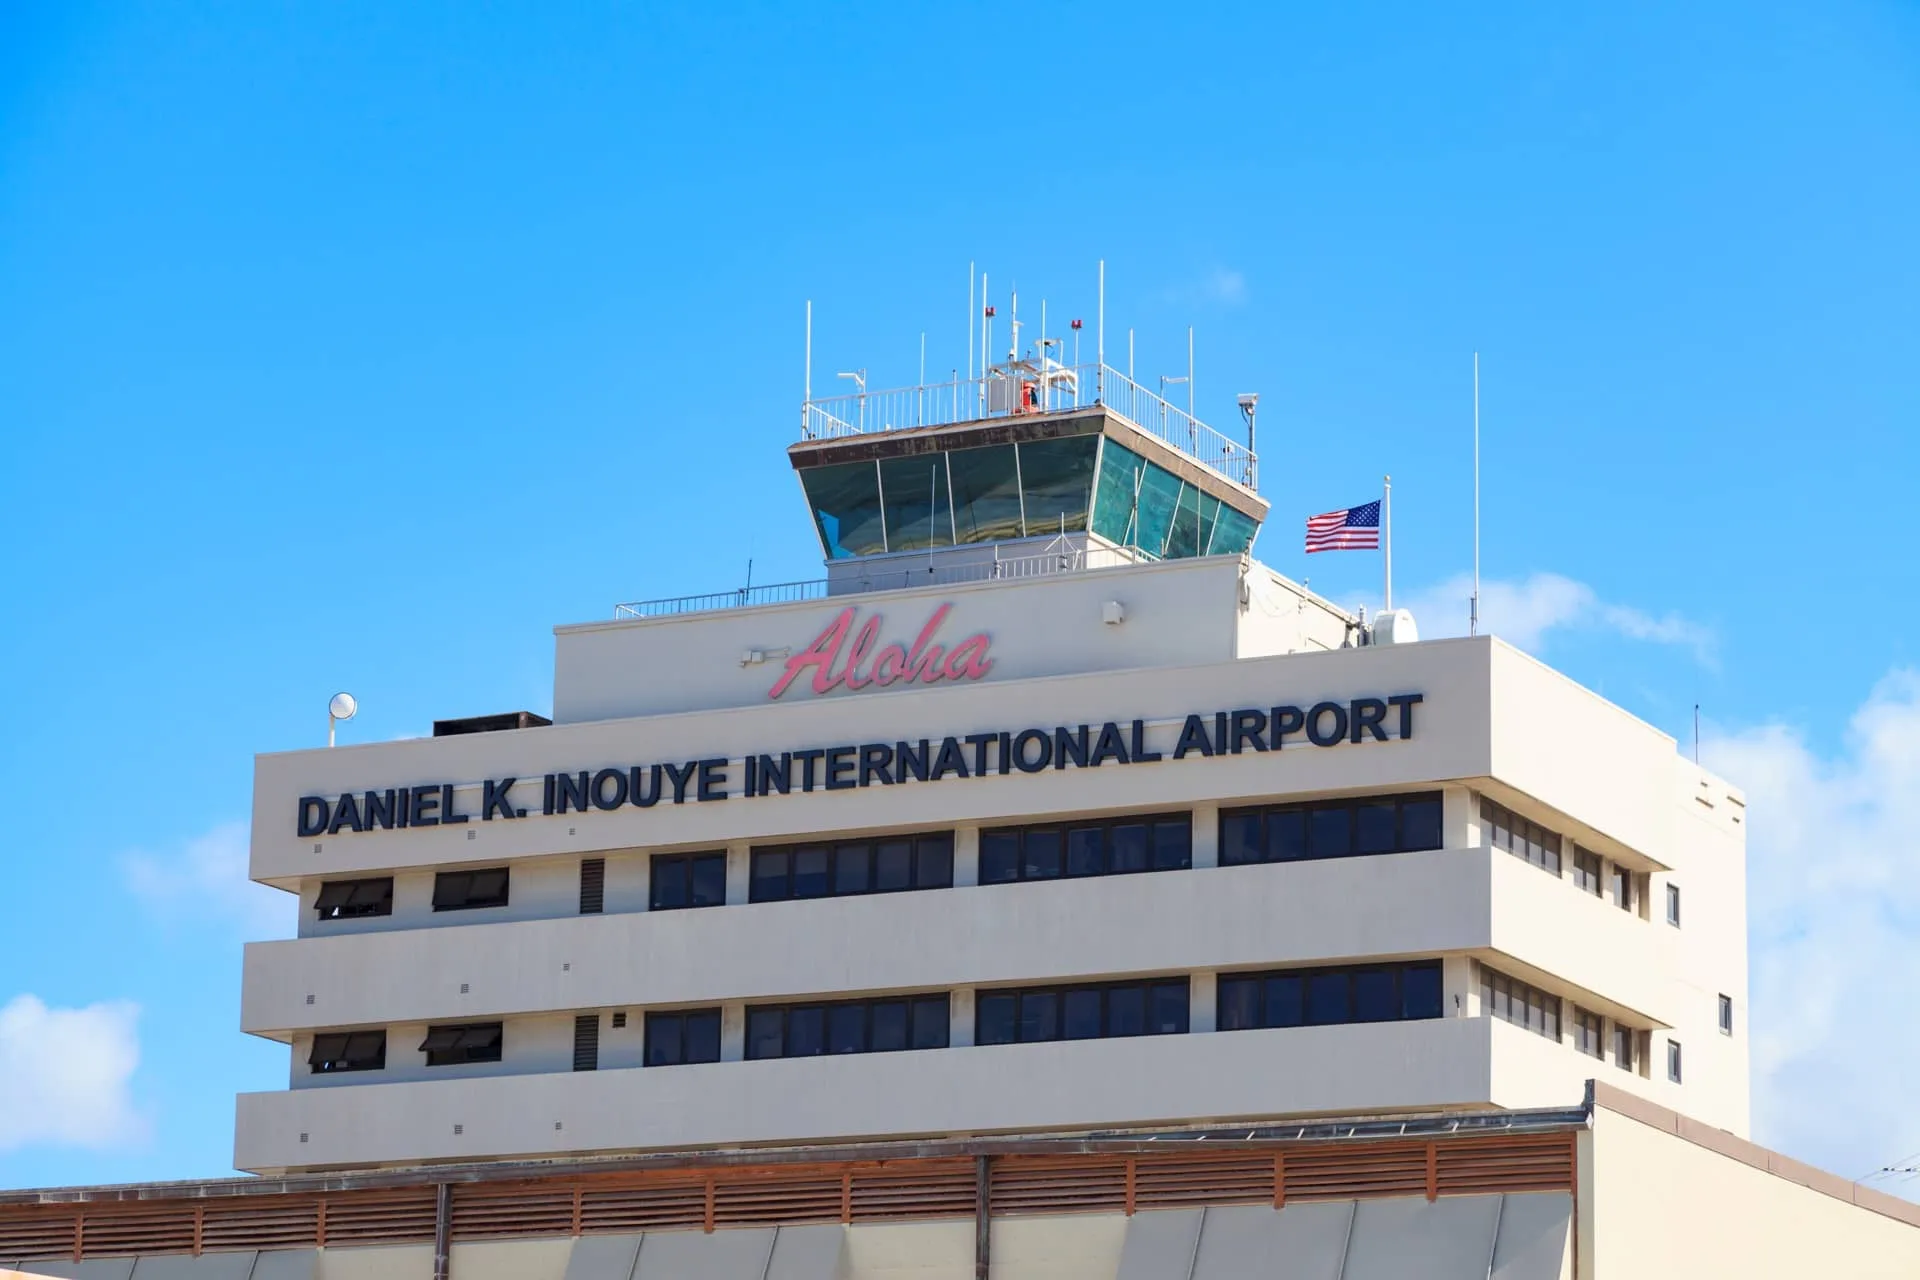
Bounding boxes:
1305 500 1381 553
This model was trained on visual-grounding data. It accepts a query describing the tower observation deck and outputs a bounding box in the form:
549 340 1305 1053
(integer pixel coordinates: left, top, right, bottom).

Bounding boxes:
622 282 1268 619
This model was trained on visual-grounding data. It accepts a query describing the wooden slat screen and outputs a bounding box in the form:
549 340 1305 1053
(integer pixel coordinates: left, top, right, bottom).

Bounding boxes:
0 1130 1576 1259
450 1183 576 1241
316 1188 438 1246
711 1169 844 1227
575 1176 708 1234
989 1155 1128 1216
199 1197 322 1251
1282 1141 1429 1201
61 1207 195 1259
0 1210 78 1262
1435 1133 1576 1195
848 1159 976 1222
1132 1152 1274 1210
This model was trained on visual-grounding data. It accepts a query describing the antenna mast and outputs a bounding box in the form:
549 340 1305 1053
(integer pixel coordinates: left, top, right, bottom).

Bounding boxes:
1471 352 1481 636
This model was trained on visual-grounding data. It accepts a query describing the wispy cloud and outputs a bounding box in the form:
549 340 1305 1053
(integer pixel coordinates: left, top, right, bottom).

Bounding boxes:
124 821 293 940
1398 571 1714 662
1160 267 1248 308
1703 671 1920 1192
0 995 145 1153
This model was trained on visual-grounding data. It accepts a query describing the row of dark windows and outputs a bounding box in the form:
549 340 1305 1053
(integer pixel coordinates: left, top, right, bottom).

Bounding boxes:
749 834 955 903
1218 961 1443 1030
312 795 1450 923
308 1021 502 1073
746 995 952 1059
1220 793 1442 866
979 815 1192 884
314 869 506 920
976 980 1190 1045
311 796 1670 928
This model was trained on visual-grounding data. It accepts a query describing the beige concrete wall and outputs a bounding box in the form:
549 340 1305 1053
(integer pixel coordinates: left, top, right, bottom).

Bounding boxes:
252 637 1496 887
236 1017 1504 1173
1584 1104 1920 1278
250 845 1675 1036
552 555 1249 723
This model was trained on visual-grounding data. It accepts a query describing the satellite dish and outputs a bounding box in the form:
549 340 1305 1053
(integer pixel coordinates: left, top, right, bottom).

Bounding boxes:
329 692 358 721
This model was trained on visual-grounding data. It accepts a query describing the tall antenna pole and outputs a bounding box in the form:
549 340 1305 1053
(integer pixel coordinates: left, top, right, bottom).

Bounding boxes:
1097 259 1105 386
967 262 975 381
1471 351 1481 637
1128 328 1134 381
803 300 812 436
980 272 989 414
1383 475 1393 612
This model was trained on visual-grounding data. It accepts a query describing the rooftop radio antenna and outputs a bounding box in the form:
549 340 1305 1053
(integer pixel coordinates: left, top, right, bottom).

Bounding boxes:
967 262 975 381
802 300 812 435
1097 259 1105 398
1471 352 1481 637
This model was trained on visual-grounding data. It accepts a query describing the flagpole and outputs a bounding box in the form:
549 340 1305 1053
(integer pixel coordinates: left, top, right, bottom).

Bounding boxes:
1383 475 1393 612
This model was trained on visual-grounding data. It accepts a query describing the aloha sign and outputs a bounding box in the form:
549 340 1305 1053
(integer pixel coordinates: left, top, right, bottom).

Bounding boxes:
769 603 994 700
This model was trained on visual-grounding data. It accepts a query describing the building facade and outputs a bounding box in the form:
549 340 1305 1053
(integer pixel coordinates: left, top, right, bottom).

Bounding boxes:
233 380 1749 1177
6 340 1915 1280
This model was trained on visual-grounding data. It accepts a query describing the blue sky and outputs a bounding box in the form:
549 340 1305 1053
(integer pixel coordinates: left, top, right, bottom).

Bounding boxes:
2 2 1918 1193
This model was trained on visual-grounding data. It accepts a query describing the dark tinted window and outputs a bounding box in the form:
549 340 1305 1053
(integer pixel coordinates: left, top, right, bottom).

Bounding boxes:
976 992 1018 1046
308 1030 386 1073
432 867 510 912
651 851 727 912
980 813 1193 885
750 832 954 902
980 831 1021 885
1219 794 1443 867
1216 962 1445 1033
315 877 394 920
420 1022 503 1066
800 459 887 559
976 979 1189 1045
745 994 951 1059
1353 969 1398 1021
1220 813 1262 866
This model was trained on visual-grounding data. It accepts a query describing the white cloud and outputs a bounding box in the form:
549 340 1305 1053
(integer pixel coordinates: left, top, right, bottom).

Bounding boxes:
1160 267 1248 308
124 821 293 940
1702 670 1920 1191
1202 268 1247 305
0 994 145 1152
1398 571 1714 661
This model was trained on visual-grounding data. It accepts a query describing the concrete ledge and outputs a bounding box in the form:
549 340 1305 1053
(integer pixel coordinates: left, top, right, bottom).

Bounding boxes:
1589 1080 1920 1229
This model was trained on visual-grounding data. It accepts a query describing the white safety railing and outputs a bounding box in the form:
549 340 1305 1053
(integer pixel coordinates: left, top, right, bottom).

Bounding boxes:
800 364 1256 490
614 543 1162 620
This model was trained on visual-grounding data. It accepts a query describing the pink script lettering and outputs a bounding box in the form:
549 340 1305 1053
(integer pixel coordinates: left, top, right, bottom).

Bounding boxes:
767 603 994 699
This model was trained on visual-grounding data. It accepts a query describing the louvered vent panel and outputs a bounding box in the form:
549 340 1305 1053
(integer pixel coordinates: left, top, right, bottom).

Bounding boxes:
576 1178 707 1233
1284 1143 1428 1201
200 1197 321 1250
319 1189 438 1245
849 1159 976 1222
990 1156 1127 1216
1132 1152 1273 1209
0 1212 78 1261
1435 1134 1574 1195
75 1207 196 1257
712 1171 843 1226
451 1183 576 1241
579 858 606 914
573 1015 600 1072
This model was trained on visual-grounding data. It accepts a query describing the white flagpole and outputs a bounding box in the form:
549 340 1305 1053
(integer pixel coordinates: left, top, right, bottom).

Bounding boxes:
1471 352 1481 636
1383 475 1393 612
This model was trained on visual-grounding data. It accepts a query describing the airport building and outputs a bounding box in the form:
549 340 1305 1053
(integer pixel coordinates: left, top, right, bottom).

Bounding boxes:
3 316 1916 1277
